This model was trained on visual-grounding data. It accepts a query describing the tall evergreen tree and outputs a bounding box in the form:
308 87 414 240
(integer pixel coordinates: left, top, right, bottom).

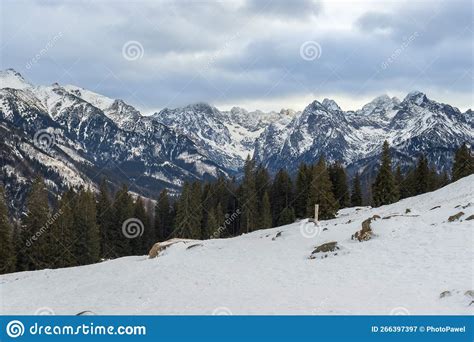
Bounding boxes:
155 189 173 241
175 181 202 239
20 176 50 271
452 143 474 181
271 169 294 226
240 155 258 233
260 191 272 229
96 179 114 258
328 162 350 208
131 197 150 254
372 141 399 206
49 189 75 268
206 206 219 238
0 186 15 274
307 157 339 219
414 154 430 195
73 188 100 264
111 185 134 256
350 172 363 207
295 163 312 218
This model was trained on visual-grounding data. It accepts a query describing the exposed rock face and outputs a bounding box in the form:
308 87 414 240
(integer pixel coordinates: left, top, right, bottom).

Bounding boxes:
352 215 380 242
448 212 464 222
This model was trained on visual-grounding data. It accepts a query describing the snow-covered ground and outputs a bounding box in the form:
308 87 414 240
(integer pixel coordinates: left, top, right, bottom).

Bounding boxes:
1 176 473 315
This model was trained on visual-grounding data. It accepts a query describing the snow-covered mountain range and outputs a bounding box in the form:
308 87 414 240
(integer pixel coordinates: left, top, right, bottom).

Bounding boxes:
0 68 472 213
2 175 472 314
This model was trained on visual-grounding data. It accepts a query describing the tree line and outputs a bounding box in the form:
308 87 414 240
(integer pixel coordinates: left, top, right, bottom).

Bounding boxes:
0 142 472 274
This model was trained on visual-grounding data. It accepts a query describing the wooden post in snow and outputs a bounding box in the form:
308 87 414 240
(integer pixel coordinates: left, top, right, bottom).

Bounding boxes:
314 204 319 223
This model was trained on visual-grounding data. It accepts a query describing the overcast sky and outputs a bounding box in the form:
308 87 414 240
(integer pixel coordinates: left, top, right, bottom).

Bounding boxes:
1 0 472 113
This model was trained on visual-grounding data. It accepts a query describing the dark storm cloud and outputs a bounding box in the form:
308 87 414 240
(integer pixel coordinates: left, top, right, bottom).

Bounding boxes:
1 0 472 111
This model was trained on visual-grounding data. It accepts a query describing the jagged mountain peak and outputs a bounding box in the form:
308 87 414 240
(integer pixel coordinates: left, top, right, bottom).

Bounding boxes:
0 68 32 90
403 90 428 105
322 98 341 111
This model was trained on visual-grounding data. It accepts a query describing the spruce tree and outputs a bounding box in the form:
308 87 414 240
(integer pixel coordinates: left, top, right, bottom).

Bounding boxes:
206 206 219 238
96 179 114 258
131 197 149 254
307 157 339 220
415 154 430 195
372 141 399 206
175 181 202 239
49 189 75 268
111 185 134 257
452 143 474 181
155 189 173 241
73 189 100 264
271 169 294 226
277 207 295 226
240 155 258 233
260 191 272 229
329 162 350 208
20 176 50 271
0 186 15 274
295 163 312 218
350 172 363 207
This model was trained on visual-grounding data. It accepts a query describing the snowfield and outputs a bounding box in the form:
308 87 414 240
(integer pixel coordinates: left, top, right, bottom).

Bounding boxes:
1 176 473 315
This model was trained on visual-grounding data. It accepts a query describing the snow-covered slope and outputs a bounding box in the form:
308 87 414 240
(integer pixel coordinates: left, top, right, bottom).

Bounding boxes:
1 176 472 315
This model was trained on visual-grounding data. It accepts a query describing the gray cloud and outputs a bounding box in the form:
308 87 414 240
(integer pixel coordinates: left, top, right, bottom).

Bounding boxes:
1 0 472 112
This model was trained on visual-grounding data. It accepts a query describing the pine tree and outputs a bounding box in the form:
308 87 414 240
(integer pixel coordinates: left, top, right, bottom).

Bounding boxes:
277 207 295 226
96 179 114 258
271 169 294 226
452 143 474 181
73 188 100 264
295 163 312 218
206 206 219 238
240 155 258 233
175 181 202 239
307 157 339 219
155 189 173 241
20 176 50 271
131 197 149 254
0 186 15 274
111 185 134 257
350 172 363 207
49 189 75 268
372 141 399 206
414 154 430 195
329 162 350 208
260 191 272 229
